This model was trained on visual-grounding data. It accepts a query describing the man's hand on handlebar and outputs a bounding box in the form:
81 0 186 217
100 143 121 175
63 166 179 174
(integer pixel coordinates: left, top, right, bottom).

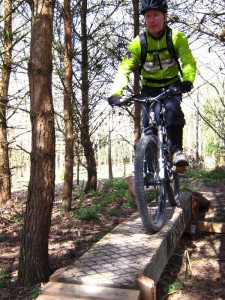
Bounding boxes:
180 81 193 93
107 95 122 107
107 82 193 107
108 95 132 107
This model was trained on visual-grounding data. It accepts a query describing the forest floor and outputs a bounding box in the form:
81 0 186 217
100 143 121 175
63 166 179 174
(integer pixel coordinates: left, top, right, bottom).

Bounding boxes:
1 175 225 300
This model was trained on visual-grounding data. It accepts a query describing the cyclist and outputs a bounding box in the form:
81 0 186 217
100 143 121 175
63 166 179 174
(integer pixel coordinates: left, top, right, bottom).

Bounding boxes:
108 0 196 167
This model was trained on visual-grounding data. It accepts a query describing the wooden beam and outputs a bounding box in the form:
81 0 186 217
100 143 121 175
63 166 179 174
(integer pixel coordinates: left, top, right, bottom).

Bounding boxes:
186 221 225 234
191 194 200 221
39 282 140 300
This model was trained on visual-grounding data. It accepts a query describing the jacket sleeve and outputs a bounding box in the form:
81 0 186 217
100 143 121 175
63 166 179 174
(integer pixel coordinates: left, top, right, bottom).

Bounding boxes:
109 36 141 96
173 30 197 84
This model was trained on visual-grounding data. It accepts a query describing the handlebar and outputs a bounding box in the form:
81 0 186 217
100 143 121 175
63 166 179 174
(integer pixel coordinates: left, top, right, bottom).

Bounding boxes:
119 87 182 106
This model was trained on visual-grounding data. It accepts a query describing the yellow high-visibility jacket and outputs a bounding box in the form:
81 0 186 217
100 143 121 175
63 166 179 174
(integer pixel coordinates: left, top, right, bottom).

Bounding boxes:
110 27 197 96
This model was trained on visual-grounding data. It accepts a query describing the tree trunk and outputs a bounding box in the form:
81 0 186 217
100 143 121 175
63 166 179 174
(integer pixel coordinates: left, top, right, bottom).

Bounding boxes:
80 0 97 193
62 0 74 212
132 0 141 146
0 0 12 203
18 0 55 286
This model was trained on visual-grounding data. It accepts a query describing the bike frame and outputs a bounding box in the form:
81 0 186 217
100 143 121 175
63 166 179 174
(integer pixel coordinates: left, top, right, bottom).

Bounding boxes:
123 88 180 181
117 87 183 232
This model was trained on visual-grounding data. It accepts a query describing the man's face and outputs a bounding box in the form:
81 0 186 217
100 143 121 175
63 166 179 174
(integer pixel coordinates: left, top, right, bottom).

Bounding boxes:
144 10 167 36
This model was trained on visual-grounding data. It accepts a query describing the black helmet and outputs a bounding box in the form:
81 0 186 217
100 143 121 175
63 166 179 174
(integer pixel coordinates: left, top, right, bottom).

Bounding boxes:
140 0 168 15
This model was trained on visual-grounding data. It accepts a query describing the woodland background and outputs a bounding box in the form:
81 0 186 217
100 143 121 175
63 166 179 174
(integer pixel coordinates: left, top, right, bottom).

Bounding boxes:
0 0 225 287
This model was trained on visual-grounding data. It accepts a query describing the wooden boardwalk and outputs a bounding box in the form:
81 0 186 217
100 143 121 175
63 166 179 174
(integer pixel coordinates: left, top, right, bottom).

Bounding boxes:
37 192 192 299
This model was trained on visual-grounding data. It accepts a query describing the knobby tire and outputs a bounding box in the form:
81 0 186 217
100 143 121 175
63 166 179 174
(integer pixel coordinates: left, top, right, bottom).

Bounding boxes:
134 135 166 233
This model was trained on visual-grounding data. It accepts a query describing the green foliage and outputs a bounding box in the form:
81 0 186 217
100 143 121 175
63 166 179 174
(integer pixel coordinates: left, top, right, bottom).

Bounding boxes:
109 208 127 217
186 166 225 184
30 288 41 299
91 233 106 243
123 198 137 209
180 181 189 190
0 235 7 243
74 205 103 220
209 214 221 222
0 271 10 288
147 189 159 202
82 189 102 199
103 178 128 190
168 281 184 293
159 279 183 295
205 141 221 156
73 177 135 221
10 214 23 224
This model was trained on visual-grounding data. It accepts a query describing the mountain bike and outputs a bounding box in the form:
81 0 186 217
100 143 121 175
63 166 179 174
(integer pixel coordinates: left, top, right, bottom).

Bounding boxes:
121 87 185 233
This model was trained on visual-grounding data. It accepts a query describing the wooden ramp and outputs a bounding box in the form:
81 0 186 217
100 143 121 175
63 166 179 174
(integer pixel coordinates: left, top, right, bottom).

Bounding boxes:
37 192 192 300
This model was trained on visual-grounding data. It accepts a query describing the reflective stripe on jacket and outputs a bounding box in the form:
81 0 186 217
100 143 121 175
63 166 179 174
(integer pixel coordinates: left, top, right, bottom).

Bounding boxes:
110 27 197 95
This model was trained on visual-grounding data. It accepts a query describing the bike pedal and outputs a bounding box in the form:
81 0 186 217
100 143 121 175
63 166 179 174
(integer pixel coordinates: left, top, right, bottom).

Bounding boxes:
174 166 188 173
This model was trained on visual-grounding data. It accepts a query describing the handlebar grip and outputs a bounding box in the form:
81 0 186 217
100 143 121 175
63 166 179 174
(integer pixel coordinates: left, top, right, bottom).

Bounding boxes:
119 96 132 106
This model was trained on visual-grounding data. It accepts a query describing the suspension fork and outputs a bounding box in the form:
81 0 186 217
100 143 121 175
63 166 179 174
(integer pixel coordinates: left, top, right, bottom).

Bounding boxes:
157 123 165 181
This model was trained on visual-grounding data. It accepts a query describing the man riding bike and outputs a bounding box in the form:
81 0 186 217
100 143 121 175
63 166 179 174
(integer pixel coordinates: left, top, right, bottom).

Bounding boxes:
108 0 196 167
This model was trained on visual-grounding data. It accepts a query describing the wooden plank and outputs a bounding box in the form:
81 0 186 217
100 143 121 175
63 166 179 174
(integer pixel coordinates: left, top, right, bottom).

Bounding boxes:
37 295 81 300
187 221 225 234
40 282 140 300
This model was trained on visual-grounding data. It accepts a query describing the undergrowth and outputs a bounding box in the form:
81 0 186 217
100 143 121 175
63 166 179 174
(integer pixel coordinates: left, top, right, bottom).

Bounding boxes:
73 177 136 220
186 166 225 184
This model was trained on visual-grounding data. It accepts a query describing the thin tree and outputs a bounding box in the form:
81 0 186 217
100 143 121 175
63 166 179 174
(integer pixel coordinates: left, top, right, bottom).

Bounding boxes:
80 0 97 193
18 0 56 285
62 0 74 212
0 0 12 203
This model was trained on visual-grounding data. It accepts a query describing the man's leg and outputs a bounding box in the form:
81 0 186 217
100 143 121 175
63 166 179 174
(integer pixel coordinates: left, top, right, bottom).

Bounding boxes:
141 86 161 135
170 125 188 167
164 94 188 167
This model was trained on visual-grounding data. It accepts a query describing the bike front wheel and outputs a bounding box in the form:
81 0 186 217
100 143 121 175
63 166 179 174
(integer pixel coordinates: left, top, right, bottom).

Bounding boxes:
134 135 166 233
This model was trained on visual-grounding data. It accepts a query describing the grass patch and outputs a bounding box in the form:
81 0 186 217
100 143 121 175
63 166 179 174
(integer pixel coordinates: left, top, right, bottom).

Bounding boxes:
74 205 103 220
91 233 106 243
73 177 135 221
186 166 225 184
103 178 128 190
109 208 127 217
123 198 137 209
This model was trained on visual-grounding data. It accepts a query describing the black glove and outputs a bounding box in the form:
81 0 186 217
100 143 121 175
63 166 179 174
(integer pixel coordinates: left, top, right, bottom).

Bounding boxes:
181 81 193 93
107 95 122 107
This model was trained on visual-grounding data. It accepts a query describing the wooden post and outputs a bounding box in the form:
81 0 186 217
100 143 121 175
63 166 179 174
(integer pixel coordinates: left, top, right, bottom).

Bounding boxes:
191 194 199 221
136 275 156 300
124 176 136 200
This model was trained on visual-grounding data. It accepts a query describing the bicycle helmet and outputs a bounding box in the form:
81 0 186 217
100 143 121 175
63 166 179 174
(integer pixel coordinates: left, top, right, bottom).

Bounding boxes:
140 0 168 15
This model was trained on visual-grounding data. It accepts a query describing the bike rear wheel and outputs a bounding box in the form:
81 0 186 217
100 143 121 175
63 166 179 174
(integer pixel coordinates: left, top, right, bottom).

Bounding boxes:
134 135 166 232
166 171 180 206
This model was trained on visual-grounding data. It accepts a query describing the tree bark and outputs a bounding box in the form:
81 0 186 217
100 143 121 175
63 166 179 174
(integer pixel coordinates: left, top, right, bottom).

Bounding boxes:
18 0 55 286
0 0 12 203
62 0 74 212
80 0 97 193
